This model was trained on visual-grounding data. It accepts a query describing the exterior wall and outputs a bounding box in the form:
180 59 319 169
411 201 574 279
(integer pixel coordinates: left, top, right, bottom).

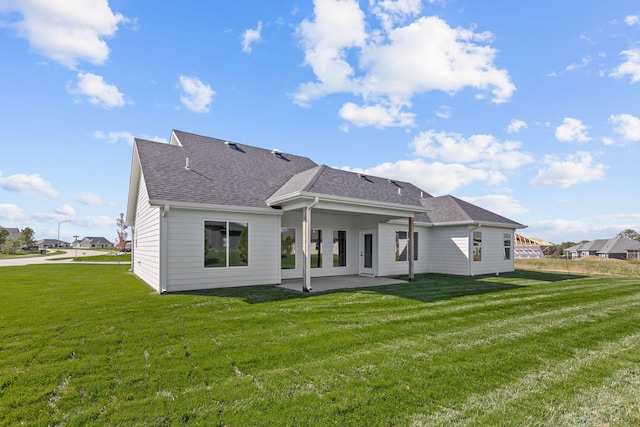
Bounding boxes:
132 175 161 292
425 225 471 275
164 208 281 292
281 210 360 279
376 222 429 277
469 227 515 276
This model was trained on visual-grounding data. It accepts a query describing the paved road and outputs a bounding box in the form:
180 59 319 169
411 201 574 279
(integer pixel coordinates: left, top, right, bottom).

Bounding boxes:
0 249 127 267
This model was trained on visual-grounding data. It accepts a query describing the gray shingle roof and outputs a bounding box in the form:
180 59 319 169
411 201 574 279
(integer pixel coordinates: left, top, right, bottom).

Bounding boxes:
598 236 640 254
136 130 317 208
132 130 525 228
268 164 433 208
421 195 524 227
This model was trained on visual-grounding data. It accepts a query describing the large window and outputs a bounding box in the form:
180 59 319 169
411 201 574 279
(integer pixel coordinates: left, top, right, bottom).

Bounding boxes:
395 231 418 261
333 230 347 267
281 227 296 269
204 221 248 268
504 233 512 260
473 231 482 262
311 229 322 268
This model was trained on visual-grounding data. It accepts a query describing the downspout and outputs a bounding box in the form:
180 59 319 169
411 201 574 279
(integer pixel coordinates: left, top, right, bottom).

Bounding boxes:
468 223 481 276
302 196 320 292
160 205 170 293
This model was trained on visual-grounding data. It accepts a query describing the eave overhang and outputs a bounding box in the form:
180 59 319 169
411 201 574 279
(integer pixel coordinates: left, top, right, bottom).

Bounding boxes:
266 191 430 217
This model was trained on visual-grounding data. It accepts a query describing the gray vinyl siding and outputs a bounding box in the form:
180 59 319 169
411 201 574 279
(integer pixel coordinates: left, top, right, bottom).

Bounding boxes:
376 222 429 277
163 208 281 292
426 226 471 276
281 211 360 279
470 228 515 276
132 175 161 292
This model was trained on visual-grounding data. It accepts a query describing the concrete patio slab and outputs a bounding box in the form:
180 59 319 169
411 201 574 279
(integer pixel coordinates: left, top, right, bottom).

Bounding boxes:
279 275 407 293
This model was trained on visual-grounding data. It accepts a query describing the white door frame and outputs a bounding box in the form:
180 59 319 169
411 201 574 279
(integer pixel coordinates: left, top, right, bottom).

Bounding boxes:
359 229 375 276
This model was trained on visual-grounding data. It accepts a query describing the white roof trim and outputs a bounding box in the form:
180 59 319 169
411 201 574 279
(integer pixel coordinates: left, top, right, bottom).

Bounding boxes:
148 199 283 215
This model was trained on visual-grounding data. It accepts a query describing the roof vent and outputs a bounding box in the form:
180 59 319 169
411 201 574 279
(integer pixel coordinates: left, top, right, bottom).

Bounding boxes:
223 140 245 152
398 187 402 196
271 149 281 155
387 179 401 187
358 173 373 183
185 157 190 171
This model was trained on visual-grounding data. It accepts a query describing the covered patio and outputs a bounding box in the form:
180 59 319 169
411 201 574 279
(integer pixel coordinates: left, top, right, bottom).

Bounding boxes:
279 275 408 293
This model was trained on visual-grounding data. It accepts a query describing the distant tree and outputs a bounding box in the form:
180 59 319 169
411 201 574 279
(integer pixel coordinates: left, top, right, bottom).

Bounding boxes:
0 227 8 248
20 227 35 249
617 229 640 242
2 238 20 254
115 213 128 252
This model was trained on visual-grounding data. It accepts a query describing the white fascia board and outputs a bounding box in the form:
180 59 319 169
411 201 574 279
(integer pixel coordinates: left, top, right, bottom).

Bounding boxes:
432 220 526 229
125 144 142 226
148 199 283 215
267 191 430 216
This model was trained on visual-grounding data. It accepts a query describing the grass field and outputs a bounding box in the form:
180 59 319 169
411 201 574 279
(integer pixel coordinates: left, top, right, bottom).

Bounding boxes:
1 265 640 425
517 257 640 277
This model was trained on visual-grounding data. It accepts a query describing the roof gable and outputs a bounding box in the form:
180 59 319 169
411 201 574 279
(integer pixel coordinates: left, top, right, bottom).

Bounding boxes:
598 236 640 254
136 130 318 208
421 195 524 228
268 165 432 209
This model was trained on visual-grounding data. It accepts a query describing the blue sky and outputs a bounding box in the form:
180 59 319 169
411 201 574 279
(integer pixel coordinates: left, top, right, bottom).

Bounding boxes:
1 0 639 244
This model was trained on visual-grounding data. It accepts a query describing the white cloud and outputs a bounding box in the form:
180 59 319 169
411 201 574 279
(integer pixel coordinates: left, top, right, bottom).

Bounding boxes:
55 204 76 216
241 21 262 54
78 192 112 206
339 101 415 127
555 117 591 142
625 15 640 26
609 113 640 141
178 75 215 113
411 130 533 170
342 159 505 195
0 203 25 222
530 151 606 188
69 72 125 109
293 0 515 128
0 170 59 198
611 48 640 83
0 0 126 69
506 119 527 134
434 105 451 119
461 194 528 216
528 215 640 244
94 130 134 145
72 215 115 229
565 56 592 72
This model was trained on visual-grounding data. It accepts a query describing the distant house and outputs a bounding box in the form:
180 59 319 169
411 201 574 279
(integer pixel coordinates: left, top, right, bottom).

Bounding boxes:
566 237 640 260
597 236 640 260
76 237 114 249
126 130 526 293
566 239 609 259
1 227 21 241
37 239 70 249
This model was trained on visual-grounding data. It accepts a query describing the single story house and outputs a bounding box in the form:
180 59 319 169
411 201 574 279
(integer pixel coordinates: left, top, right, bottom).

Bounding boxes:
36 239 71 249
126 130 526 293
597 236 640 260
75 236 114 249
565 236 640 260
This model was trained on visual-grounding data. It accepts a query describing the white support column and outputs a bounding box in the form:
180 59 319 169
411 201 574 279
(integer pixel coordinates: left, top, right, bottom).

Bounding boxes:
302 206 312 292
408 216 415 282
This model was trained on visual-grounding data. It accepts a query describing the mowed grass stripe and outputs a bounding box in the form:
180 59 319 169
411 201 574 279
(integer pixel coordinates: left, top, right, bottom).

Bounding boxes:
410 332 640 426
1 265 640 425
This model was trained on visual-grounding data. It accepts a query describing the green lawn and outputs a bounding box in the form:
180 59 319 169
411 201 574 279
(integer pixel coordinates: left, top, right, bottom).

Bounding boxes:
1 265 640 426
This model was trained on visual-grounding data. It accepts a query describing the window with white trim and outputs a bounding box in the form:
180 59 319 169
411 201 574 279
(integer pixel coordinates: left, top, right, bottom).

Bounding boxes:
204 221 248 268
395 231 418 261
504 233 512 260
473 231 482 262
